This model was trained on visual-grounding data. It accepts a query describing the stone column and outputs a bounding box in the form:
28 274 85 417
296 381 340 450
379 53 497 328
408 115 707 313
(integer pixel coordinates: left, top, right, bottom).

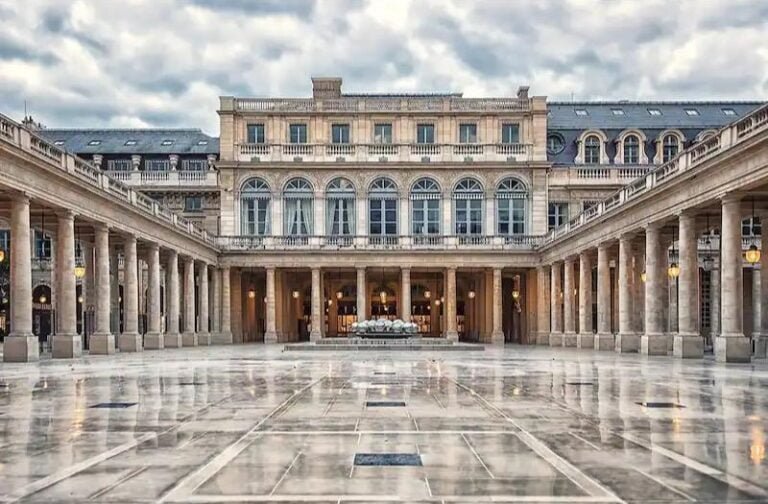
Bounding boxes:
165 251 182 347
264 267 277 343
4 195 37 362
595 243 613 350
181 256 197 346
401 267 411 322
445 267 458 341
211 266 221 335
310 268 322 341
90 223 114 354
218 266 234 344
536 265 551 345
577 252 594 348
119 234 142 352
674 213 704 358
144 243 163 350
563 257 577 346
198 262 210 345
710 266 720 342
52 211 81 358
757 229 768 357
716 197 751 362
356 267 366 321
549 262 563 346
491 268 503 345
615 234 639 352
109 246 119 334
641 224 667 355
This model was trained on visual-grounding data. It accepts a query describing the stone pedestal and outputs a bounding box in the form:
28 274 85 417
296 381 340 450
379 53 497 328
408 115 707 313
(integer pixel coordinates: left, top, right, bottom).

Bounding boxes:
641 334 668 355
563 332 577 347
673 334 703 358
615 333 639 353
52 334 82 358
198 332 212 346
577 333 594 349
549 333 563 346
3 334 39 362
714 335 751 363
594 333 613 351
535 332 550 345
490 331 504 345
264 331 278 344
144 333 164 350
164 333 183 348
182 332 198 347
118 333 143 352
90 333 115 354
212 331 233 345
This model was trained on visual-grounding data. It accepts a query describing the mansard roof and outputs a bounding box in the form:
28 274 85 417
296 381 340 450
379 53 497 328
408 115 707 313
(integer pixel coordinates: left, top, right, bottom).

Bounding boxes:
38 128 219 155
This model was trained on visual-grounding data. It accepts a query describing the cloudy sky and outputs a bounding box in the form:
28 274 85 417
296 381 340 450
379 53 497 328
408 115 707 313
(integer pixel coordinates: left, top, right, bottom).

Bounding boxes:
1 0 767 135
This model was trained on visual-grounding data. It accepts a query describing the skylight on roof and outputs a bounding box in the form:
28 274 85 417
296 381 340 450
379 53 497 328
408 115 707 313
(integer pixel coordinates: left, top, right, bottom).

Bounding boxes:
125 140 137 146
160 139 174 146
611 108 624 115
197 140 208 145
54 140 65 145
574 108 588 116
88 140 101 146
722 108 737 116
647 108 662 116
684 108 699 116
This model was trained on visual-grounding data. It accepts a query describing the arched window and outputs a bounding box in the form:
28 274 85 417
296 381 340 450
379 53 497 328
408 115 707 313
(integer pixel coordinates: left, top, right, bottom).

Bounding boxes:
623 135 639 164
584 135 601 164
368 177 398 237
240 178 270 235
283 177 313 236
326 177 355 236
411 177 441 236
496 178 527 235
453 178 483 235
662 134 679 163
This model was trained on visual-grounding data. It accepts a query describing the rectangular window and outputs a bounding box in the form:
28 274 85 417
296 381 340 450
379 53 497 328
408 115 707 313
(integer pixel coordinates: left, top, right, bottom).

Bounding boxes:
743 217 761 236
289 124 308 144
331 124 350 144
412 199 440 235
501 123 520 144
458 123 477 144
416 124 435 144
455 199 483 235
548 202 569 231
242 199 270 235
374 123 392 144
247 124 265 144
497 199 525 235
35 231 51 259
185 196 203 212
369 199 397 235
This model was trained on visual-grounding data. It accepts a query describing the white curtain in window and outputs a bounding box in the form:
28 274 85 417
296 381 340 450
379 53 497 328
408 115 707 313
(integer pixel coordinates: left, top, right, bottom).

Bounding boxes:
327 198 355 235
285 197 313 235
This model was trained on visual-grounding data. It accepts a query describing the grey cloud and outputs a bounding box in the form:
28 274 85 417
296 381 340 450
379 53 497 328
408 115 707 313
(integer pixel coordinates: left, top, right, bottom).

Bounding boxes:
188 0 315 19
0 36 58 64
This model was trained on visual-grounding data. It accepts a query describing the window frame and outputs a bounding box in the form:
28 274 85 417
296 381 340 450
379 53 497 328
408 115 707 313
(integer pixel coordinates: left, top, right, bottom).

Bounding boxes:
416 123 435 144
331 123 350 144
289 123 308 144
501 123 520 144
458 123 478 144
247 123 265 144
548 202 569 231
373 123 393 144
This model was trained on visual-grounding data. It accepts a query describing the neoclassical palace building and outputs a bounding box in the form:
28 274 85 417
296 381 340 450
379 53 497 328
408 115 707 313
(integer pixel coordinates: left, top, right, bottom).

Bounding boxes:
1 76 767 362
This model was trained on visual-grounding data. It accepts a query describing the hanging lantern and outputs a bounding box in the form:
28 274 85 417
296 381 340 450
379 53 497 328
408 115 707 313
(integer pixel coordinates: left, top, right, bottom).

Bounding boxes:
702 255 714 272
292 290 300 299
247 288 256 299
263 296 267 303
667 262 680 278
379 290 387 304
746 244 761 265
511 289 521 301
0 249 5 263
424 289 431 299
327 298 333 306
77 295 84 304
468 290 476 299
336 290 343 300
434 299 441 306
640 271 647 282
74 264 86 279
39 295 47 304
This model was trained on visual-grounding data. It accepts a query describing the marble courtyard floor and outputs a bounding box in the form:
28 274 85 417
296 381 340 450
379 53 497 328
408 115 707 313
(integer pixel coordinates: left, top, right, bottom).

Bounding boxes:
0 345 767 503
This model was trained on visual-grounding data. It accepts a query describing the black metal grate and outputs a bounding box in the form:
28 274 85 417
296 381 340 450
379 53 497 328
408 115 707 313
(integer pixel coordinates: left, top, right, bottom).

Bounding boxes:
373 372 397 375
566 382 594 386
636 402 685 409
366 401 406 407
354 453 422 466
90 402 137 409
178 382 205 386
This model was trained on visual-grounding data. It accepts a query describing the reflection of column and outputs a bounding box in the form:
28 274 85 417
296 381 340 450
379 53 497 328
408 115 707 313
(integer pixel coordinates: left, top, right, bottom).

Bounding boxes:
198 262 210 345
356 267 366 321
4 195 37 362
674 213 703 358
91 223 114 354
716 196 750 362
446 267 458 341
550 262 563 346
165 251 182 347
182 256 197 346
641 224 666 355
110 246 119 334
616 234 639 352
536 265 551 345
211 266 221 338
265 267 277 343
710 266 720 343
595 243 613 350
401 267 411 321
144 243 163 350
310 268 322 341
757 224 768 357
53 211 81 358
577 252 593 348
491 268 503 345
219 266 233 344
563 257 576 346
119 234 142 352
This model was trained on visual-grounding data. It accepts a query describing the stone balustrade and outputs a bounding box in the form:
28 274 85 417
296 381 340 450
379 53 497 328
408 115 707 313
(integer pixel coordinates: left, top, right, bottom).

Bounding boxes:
104 170 218 186
233 96 531 113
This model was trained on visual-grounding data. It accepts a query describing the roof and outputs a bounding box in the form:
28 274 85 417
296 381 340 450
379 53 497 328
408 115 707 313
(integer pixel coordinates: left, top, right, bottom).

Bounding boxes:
548 101 764 130
38 129 219 155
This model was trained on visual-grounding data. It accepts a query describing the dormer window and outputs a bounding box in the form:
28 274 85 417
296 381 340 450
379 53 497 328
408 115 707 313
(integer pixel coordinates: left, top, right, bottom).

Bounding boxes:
124 140 137 146
53 140 65 146
197 140 209 145
160 139 174 146
722 108 737 116
584 135 601 164
575 108 588 116
611 108 624 115
88 140 101 146
647 108 662 116
684 108 699 116
623 135 640 164
662 134 680 162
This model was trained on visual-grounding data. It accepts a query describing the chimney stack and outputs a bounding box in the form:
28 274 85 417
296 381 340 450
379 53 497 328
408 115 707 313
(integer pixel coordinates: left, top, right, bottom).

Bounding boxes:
312 77 342 99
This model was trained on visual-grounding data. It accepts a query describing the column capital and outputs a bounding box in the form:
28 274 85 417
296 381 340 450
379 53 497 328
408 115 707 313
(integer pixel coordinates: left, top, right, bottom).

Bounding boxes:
644 221 665 232
536 264 551 273
147 242 160 252
597 242 613 252
720 192 743 204
564 255 577 265
94 222 109 233
8 191 30 204
56 209 75 220
619 231 636 242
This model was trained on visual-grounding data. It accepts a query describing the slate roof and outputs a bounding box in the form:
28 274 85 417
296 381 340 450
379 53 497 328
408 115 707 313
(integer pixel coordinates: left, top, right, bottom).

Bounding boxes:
38 129 219 155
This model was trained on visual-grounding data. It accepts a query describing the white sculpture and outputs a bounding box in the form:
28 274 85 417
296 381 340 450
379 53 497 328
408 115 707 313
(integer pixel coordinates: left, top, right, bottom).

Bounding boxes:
352 318 419 335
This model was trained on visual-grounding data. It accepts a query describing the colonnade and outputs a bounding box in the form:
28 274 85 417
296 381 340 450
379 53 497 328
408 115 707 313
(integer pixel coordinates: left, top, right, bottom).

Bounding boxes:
3 195 231 362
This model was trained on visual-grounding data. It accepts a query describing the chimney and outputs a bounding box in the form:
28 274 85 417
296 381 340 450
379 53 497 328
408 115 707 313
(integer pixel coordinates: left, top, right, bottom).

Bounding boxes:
517 86 530 100
312 77 342 99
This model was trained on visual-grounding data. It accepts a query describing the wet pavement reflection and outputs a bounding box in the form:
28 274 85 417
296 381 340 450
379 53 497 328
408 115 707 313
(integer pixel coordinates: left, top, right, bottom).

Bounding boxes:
0 345 767 502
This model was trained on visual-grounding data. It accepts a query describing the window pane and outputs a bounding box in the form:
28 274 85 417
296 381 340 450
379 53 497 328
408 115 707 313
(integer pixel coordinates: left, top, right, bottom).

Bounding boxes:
459 123 477 143
501 123 519 144
374 123 392 144
247 124 265 144
417 124 435 144
290 124 307 144
332 124 350 144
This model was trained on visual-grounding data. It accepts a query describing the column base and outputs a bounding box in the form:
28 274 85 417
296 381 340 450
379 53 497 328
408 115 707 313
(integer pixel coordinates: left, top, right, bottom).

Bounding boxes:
118 333 143 352
197 332 212 346
52 334 83 358
309 330 322 342
549 332 563 346
264 331 278 344
577 333 594 349
144 332 164 350
490 331 504 345
446 331 459 342
164 333 183 348
212 331 233 345
89 333 116 355
535 332 550 345
563 332 577 347
594 333 614 351
714 335 751 363
182 332 198 346
640 333 668 356
3 333 39 362
673 333 703 359
615 333 639 353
